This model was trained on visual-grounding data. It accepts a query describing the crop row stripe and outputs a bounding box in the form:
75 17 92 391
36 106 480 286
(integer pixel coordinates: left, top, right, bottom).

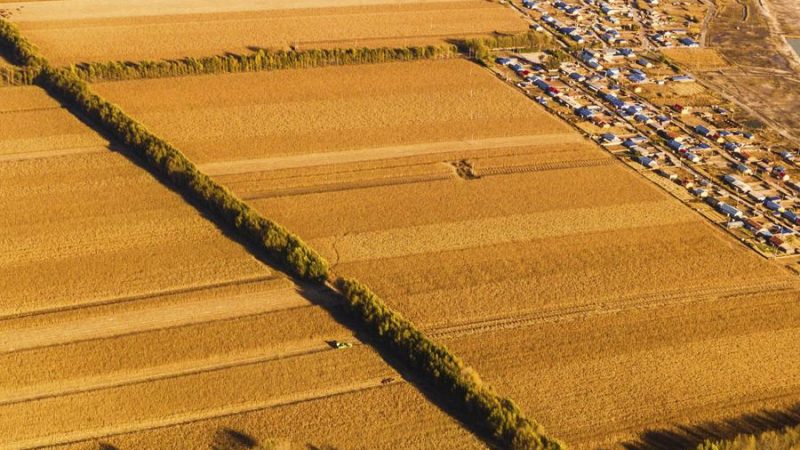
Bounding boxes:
0 19 563 450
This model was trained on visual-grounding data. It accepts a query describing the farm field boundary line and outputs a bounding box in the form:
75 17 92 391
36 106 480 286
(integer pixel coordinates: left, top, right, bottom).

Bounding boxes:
201 134 586 175
242 173 452 201
0 274 278 323
2 378 402 450
0 19 561 449
67 44 459 83
0 105 60 114
0 342 338 407
0 144 106 162
0 286 313 353
426 281 798 341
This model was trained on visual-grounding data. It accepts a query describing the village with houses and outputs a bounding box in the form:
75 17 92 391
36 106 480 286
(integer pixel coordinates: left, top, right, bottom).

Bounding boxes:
493 0 800 260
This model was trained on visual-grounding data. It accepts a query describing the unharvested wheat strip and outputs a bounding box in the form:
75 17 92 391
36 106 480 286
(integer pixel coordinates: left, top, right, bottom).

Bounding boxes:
313 201 697 264
0 145 106 162
0 287 312 352
201 134 589 175
2 379 399 450
0 342 338 406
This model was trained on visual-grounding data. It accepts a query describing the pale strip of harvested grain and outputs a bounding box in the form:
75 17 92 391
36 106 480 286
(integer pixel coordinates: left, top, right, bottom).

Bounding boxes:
332 221 788 326
0 346 392 445
248 166 671 239
443 292 800 449
200 135 590 176
6 0 477 21
93 60 574 164
0 282 311 353
17 2 526 65
48 383 487 450
0 146 269 317
0 306 349 395
311 200 697 264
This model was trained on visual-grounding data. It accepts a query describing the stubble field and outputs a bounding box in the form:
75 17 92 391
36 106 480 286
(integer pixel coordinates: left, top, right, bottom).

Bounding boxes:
8 0 527 65
0 84 484 450
92 58 800 447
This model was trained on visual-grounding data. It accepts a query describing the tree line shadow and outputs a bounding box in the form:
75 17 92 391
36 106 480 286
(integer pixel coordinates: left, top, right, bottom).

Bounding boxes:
620 402 800 450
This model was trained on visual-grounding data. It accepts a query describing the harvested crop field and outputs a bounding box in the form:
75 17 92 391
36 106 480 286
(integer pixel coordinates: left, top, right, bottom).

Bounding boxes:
445 290 800 449
0 86 272 317
9 0 527 65
47 383 484 450
93 59 579 165
662 48 729 70
0 86 485 449
0 278 486 449
95 57 800 447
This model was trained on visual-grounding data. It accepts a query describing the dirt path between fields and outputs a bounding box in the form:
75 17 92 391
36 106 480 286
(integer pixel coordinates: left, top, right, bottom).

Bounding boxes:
0 286 312 352
200 134 588 175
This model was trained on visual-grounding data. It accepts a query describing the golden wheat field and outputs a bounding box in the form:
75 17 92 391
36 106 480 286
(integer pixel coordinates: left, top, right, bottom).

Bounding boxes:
445 291 800 449
0 84 488 450
48 382 486 450
0 86 271 317
9 0 527 65
93 59 577 165
92 58 800 447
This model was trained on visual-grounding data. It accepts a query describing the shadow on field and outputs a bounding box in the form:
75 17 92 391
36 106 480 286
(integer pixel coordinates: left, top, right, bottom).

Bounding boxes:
621 402 800 450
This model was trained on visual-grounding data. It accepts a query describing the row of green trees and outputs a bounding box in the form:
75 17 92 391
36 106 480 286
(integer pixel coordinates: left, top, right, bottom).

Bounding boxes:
0 17 562 449
0 19 45 68
68 45 459 82
37 64 329 282
336 278 563 450
697 423 800 450
0 66 37 85
462 31 556 62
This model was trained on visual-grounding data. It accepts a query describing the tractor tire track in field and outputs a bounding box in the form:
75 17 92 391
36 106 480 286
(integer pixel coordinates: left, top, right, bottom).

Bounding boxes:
426 281 798 341
0 274 277 323
3 377 401 450
0 341 339 407
0 281 316 352
242 172 452 200
0 145 106 163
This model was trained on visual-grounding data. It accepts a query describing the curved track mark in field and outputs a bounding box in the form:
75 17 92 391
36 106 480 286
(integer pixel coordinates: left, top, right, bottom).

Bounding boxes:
200 134 586 176
0 341 339 407
242 172 452 200
3 378 401 450
0 275 277 323
0 283 309 353
426 281 799 340
0 145 106 162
